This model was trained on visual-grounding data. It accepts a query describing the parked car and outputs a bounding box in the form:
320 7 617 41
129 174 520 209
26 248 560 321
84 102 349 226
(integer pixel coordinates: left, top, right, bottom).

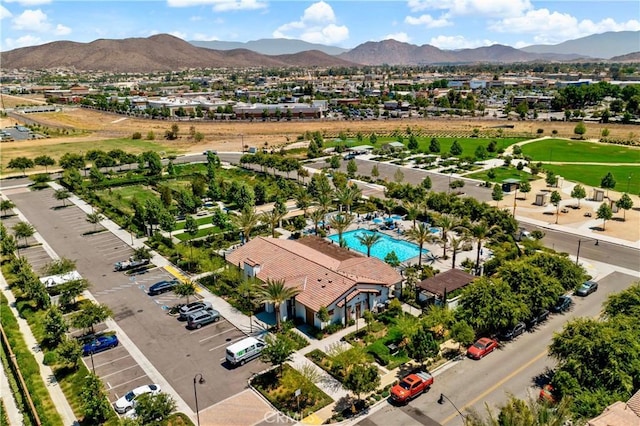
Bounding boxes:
390 371 434 404
526 309 550 329
498 322 526 341
148 279 179 296
467 337 499 360
539 384 556 403
203 150 218 155
576 280 598 297
178 301 213 320
82 334 119 356
114 257 150 271
187 309 221 329
551 295 572 313
114 384 161 413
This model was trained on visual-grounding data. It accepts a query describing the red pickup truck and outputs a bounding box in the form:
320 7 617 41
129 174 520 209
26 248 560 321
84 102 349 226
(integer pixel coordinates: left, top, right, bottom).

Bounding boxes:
390 371 434 404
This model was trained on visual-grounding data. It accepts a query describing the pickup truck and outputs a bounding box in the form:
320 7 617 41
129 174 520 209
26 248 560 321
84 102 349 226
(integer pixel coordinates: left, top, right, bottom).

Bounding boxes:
114 257 150 271
390 371 434 404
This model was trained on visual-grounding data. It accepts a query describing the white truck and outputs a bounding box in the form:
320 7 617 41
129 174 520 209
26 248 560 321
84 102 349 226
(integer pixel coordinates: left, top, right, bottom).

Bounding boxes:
39 270 83 288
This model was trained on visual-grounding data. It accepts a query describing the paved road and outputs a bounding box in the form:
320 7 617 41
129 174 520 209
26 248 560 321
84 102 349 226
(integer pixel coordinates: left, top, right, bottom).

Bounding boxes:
357 270 639 426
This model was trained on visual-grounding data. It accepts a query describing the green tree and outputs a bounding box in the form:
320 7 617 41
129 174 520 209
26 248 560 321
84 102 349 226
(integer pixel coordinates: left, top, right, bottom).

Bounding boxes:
344 364 380 404
57 337 83 369
71 303 113 334
328 214 354 247
134 393 176 424
474 145 488 160
44 306 68 345
260 209 285 238
346 159 358 178
405 222 436 267
174 280 197 304
600 172 616 197
7 156 34 176
59 152 86 171
550 190 562 224
355 232 382 257
498 260 563 313
54 188 71 207
393 168 405 183
234 206 259 242
258 279 301 331
571 184 586 208
468 221 493 273
58 279 90 309
34 155 55 172
465 394 574 426
574 121 586 138
429 137 440 153
159 211 176 237
408 134 418 150
450 320 475 350
317 306 330 326
545 170 558 187
81 374 112 424
615 193 633 220
86 211 104 233
450 140 463 156
408 325 439 365
0 199 15 217
384 251 400 267
329 155 341 170
371 164 380 180
491 184 503 207
261 334 296 376
517 181 530 201
596 202 613 230
12 221 35 248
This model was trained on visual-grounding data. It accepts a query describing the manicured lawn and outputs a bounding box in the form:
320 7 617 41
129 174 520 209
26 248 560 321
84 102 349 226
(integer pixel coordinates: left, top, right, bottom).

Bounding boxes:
173 216 214 231
174 225 222 240
521 139 640 163
96 185 158 214
542 164 640 195
466 166 539 183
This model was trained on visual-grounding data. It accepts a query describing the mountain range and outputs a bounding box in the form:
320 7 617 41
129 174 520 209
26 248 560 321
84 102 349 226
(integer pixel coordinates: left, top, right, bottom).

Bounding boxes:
521 31 640 60
1 31 638 73
190 38 348 56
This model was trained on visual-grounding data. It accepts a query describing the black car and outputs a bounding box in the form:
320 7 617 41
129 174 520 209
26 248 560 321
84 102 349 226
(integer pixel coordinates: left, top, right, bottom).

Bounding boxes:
551 296 572 313
498 322 526 341
526 309 550 329
148 279 179 296
576 280 598 297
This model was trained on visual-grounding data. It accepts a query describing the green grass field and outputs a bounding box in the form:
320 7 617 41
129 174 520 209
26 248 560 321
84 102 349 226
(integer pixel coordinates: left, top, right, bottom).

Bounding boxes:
466 166 540 184
96 185 158 214
543 164 640 195
522 139 640 163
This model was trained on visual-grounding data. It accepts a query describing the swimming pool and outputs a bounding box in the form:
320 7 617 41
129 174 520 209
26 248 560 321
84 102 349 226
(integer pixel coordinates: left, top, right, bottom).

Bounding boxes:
328 229 427 262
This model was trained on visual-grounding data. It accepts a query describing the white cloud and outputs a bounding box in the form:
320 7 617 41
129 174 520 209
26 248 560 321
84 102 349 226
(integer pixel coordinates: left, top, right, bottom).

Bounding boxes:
404 14 451 28
3 0 52 5
190 15 202 21
54 24 71 35
12 9 48 30
3 34 44 50
408 0 532 18
192 33 220 41
273 1 349 44
429 35 498 49
169 31 187 39
381 32 411 43
0 5 13 20
167 0 266 11
490 8 640 44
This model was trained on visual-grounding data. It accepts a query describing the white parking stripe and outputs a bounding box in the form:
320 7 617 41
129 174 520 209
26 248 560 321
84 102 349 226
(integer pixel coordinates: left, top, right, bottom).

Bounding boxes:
196 326 234 342
208 335 245 352
94 355 132 368
107 375 149 392
101 364 140 379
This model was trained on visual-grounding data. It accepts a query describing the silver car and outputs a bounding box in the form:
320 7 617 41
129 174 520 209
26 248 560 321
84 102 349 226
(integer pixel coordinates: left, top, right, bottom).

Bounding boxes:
178 301 213 320
187 309 221 329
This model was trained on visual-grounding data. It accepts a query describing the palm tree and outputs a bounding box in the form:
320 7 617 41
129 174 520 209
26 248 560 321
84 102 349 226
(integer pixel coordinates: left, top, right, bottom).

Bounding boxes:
174 280 197 304
449 235 469 269
233 206 259 242
335 185 362 214
309 208 325 235
258 279 301 331
403 200 420 227
317 191 334 214
328 214 354 247
295 190 312 217
12 221 35 249
405 222 436 267
468 221 493 273
260 209 285 238
0 200 16 218
382 198 397 218
435 214 460 259
355 232 382 257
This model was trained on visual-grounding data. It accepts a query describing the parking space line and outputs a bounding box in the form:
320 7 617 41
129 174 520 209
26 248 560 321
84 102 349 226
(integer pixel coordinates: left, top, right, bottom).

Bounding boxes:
101 364 140 379
94 354 133 368
196 326 235 342
208 335 245 352
107 375 149 392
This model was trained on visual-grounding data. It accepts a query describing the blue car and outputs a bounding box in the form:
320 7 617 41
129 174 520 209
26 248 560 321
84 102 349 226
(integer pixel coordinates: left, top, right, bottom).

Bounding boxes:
82 335 119 356
148 279 179 296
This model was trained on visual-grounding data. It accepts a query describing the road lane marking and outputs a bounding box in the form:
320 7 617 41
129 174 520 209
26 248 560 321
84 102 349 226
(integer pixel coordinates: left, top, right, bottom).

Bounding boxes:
441 349 548 425
198 327 235 342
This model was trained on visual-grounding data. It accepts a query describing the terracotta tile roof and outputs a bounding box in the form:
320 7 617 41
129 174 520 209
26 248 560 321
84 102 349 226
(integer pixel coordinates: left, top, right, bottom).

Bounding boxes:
416 269 476 296
226 237 401 312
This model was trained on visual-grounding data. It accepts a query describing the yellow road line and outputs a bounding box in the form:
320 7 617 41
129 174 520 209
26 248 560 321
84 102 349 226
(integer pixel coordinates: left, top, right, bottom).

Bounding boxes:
164 265 188 282
442 349 548 424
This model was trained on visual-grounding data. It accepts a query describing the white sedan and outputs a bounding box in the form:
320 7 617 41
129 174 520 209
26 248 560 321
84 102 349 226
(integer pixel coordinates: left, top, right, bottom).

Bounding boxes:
114 384 161 413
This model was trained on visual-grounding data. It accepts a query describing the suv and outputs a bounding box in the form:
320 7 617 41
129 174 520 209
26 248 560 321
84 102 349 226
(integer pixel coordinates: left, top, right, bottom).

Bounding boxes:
187 309 221 329
178 301 213 320
148 279 179 296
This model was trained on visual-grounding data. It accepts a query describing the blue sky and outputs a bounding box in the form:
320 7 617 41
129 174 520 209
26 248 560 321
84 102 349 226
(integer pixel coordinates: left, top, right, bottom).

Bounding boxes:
1 0 639 51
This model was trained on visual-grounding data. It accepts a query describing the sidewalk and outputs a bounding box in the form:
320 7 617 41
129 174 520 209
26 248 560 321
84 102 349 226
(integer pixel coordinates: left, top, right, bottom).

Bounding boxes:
0 360 24 426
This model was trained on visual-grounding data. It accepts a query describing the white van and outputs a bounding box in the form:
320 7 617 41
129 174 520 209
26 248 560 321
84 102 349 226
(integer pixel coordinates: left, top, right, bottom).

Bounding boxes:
225 337 265 366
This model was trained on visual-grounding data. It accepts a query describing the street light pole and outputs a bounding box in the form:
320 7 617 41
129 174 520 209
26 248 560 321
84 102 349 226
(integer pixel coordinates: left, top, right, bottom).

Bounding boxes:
193 373 205 426
438 393 465 423
576 238 599 266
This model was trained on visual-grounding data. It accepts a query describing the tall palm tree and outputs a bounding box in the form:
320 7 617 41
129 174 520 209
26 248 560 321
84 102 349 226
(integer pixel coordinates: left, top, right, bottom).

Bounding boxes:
382 198 398 218
234 206 259 242
295 190 312 217
468 221 493 273
405 222 437 266
309 208 325 235
317 191 334 214
403 200 421 227
449 235 469 269
258 279 301 330
328 214 354 247
260 209 285 238
335 185 362 214
355 232 382 257
435 213 460 259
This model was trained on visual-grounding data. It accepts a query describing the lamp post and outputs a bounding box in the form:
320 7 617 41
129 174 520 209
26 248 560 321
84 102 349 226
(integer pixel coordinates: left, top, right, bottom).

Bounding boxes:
576 238 599 266
193 373 205 426
627 173 633 193
438 393 465 423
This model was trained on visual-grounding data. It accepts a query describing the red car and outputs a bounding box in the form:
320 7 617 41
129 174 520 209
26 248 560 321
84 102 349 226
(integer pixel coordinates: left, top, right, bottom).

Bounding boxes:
467 337 499 359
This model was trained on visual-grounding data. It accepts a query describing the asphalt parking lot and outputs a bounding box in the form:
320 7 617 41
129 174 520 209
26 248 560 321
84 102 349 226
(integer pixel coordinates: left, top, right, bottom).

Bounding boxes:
5 186 268 413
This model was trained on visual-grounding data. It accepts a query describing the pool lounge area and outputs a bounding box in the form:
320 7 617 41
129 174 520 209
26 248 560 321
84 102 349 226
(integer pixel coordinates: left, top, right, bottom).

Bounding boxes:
328 229 427 262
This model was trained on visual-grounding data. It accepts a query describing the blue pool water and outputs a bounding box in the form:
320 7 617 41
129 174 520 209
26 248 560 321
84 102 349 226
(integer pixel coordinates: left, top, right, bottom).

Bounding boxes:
329 229 427 262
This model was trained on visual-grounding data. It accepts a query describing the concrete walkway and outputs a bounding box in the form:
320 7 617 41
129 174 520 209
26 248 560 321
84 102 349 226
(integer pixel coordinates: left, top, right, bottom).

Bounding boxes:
0 361 23 426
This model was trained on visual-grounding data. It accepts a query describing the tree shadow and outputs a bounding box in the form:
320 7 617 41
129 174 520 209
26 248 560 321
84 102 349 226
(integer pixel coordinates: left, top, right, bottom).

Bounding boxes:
532 367 555 388
589 226 605 231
